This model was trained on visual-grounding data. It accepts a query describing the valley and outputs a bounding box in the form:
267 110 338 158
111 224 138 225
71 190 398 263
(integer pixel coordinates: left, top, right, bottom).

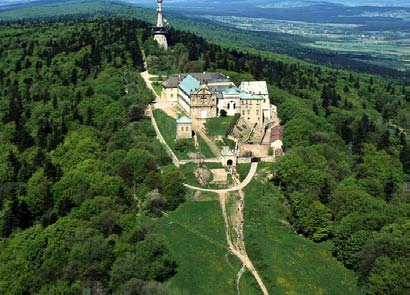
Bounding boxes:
202 15 410 71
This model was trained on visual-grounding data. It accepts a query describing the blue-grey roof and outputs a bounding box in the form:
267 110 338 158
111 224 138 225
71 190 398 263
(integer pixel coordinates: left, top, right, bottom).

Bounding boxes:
239 92 263 100
180 75 200 95
222 87 240 95
176 116 192 124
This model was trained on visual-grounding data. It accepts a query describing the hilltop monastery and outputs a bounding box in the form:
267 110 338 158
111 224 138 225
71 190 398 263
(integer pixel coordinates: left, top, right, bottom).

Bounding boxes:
152 1 283 163
161 72 277 129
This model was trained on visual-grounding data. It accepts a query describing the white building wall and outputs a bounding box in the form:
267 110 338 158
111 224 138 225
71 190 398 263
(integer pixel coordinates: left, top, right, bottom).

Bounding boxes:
178 90 191 115
218 96 240 116
239 82 271 122
162 87 178 102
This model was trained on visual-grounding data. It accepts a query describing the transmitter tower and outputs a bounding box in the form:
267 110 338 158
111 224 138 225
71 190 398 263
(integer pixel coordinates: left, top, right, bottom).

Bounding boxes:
152 0 168 49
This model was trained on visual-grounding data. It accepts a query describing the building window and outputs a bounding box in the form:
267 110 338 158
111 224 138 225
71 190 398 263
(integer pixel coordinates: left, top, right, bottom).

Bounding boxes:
247 110 250 115
171 94 174 98
181 126 184 131
242 110 245 115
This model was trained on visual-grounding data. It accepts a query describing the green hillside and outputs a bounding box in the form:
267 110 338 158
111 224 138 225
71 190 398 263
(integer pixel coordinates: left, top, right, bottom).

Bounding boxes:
0 3 408 295
0 0 408 80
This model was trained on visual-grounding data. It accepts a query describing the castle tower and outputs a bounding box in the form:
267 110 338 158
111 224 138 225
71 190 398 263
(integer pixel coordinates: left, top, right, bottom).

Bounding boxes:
153 0 168 50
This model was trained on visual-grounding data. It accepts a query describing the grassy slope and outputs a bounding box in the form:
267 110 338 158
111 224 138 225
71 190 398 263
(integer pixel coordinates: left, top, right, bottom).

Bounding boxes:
196 134 217 158
205 116 237 137
156 164 363 295
152 82 163 96
153 109 215 159
205 116 237 151
155 199 260 294
243 168 363 295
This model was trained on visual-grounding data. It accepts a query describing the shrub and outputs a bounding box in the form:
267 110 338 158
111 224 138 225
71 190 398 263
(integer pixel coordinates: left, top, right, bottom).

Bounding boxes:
174 139 194 153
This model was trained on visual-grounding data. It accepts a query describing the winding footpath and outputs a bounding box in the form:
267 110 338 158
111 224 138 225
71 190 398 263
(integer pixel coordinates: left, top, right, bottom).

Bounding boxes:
184 163 269 295
146 105 181 167
183 162 258 193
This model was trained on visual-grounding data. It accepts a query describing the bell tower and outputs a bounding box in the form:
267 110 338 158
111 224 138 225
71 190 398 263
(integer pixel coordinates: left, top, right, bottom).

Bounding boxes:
152 0 168 49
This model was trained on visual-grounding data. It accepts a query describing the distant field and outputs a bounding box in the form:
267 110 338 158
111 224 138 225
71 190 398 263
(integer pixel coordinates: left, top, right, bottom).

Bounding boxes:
202 15 410 72
0 1 408 78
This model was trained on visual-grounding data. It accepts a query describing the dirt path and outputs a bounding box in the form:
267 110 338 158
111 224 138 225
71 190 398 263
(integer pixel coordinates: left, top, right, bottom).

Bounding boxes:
146 105 180 167
183 162 258 193
236 265 246 295
141 70 158 97
184 162 269 295
141 57 268 294
219 191 269 295
192 119 221 157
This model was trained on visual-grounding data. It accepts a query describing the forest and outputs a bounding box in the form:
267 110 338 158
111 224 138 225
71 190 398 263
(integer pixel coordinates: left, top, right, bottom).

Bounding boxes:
0 13 409 295
0 18 188 294
0 1 408 80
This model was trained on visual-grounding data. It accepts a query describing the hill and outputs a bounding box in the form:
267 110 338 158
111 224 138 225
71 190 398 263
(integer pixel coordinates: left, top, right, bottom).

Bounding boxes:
0 0 408 80
0 2 408 295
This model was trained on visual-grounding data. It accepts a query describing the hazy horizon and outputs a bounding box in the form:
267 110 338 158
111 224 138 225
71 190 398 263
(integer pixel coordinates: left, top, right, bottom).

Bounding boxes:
1 0 410 8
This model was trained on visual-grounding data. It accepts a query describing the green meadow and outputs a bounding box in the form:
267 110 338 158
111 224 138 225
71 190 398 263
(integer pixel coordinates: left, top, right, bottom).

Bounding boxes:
153 109 215 159
155 200 260 294
243 177 363 295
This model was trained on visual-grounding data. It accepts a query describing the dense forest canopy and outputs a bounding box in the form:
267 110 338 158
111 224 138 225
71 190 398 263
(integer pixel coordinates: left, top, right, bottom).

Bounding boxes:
0 13 409 295
0 18 188 295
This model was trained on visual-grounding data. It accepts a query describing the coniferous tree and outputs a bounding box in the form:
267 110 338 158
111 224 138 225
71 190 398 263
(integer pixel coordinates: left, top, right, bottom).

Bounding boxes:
354 77 360 89
86 106 93 126
71 68 78 85
312 102 319 115
378 130 391 150
400 143 410 174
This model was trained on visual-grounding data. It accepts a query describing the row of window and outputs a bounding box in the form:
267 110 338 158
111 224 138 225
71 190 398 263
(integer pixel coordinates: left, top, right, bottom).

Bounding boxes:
241 100 261 105
242 110 260 115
